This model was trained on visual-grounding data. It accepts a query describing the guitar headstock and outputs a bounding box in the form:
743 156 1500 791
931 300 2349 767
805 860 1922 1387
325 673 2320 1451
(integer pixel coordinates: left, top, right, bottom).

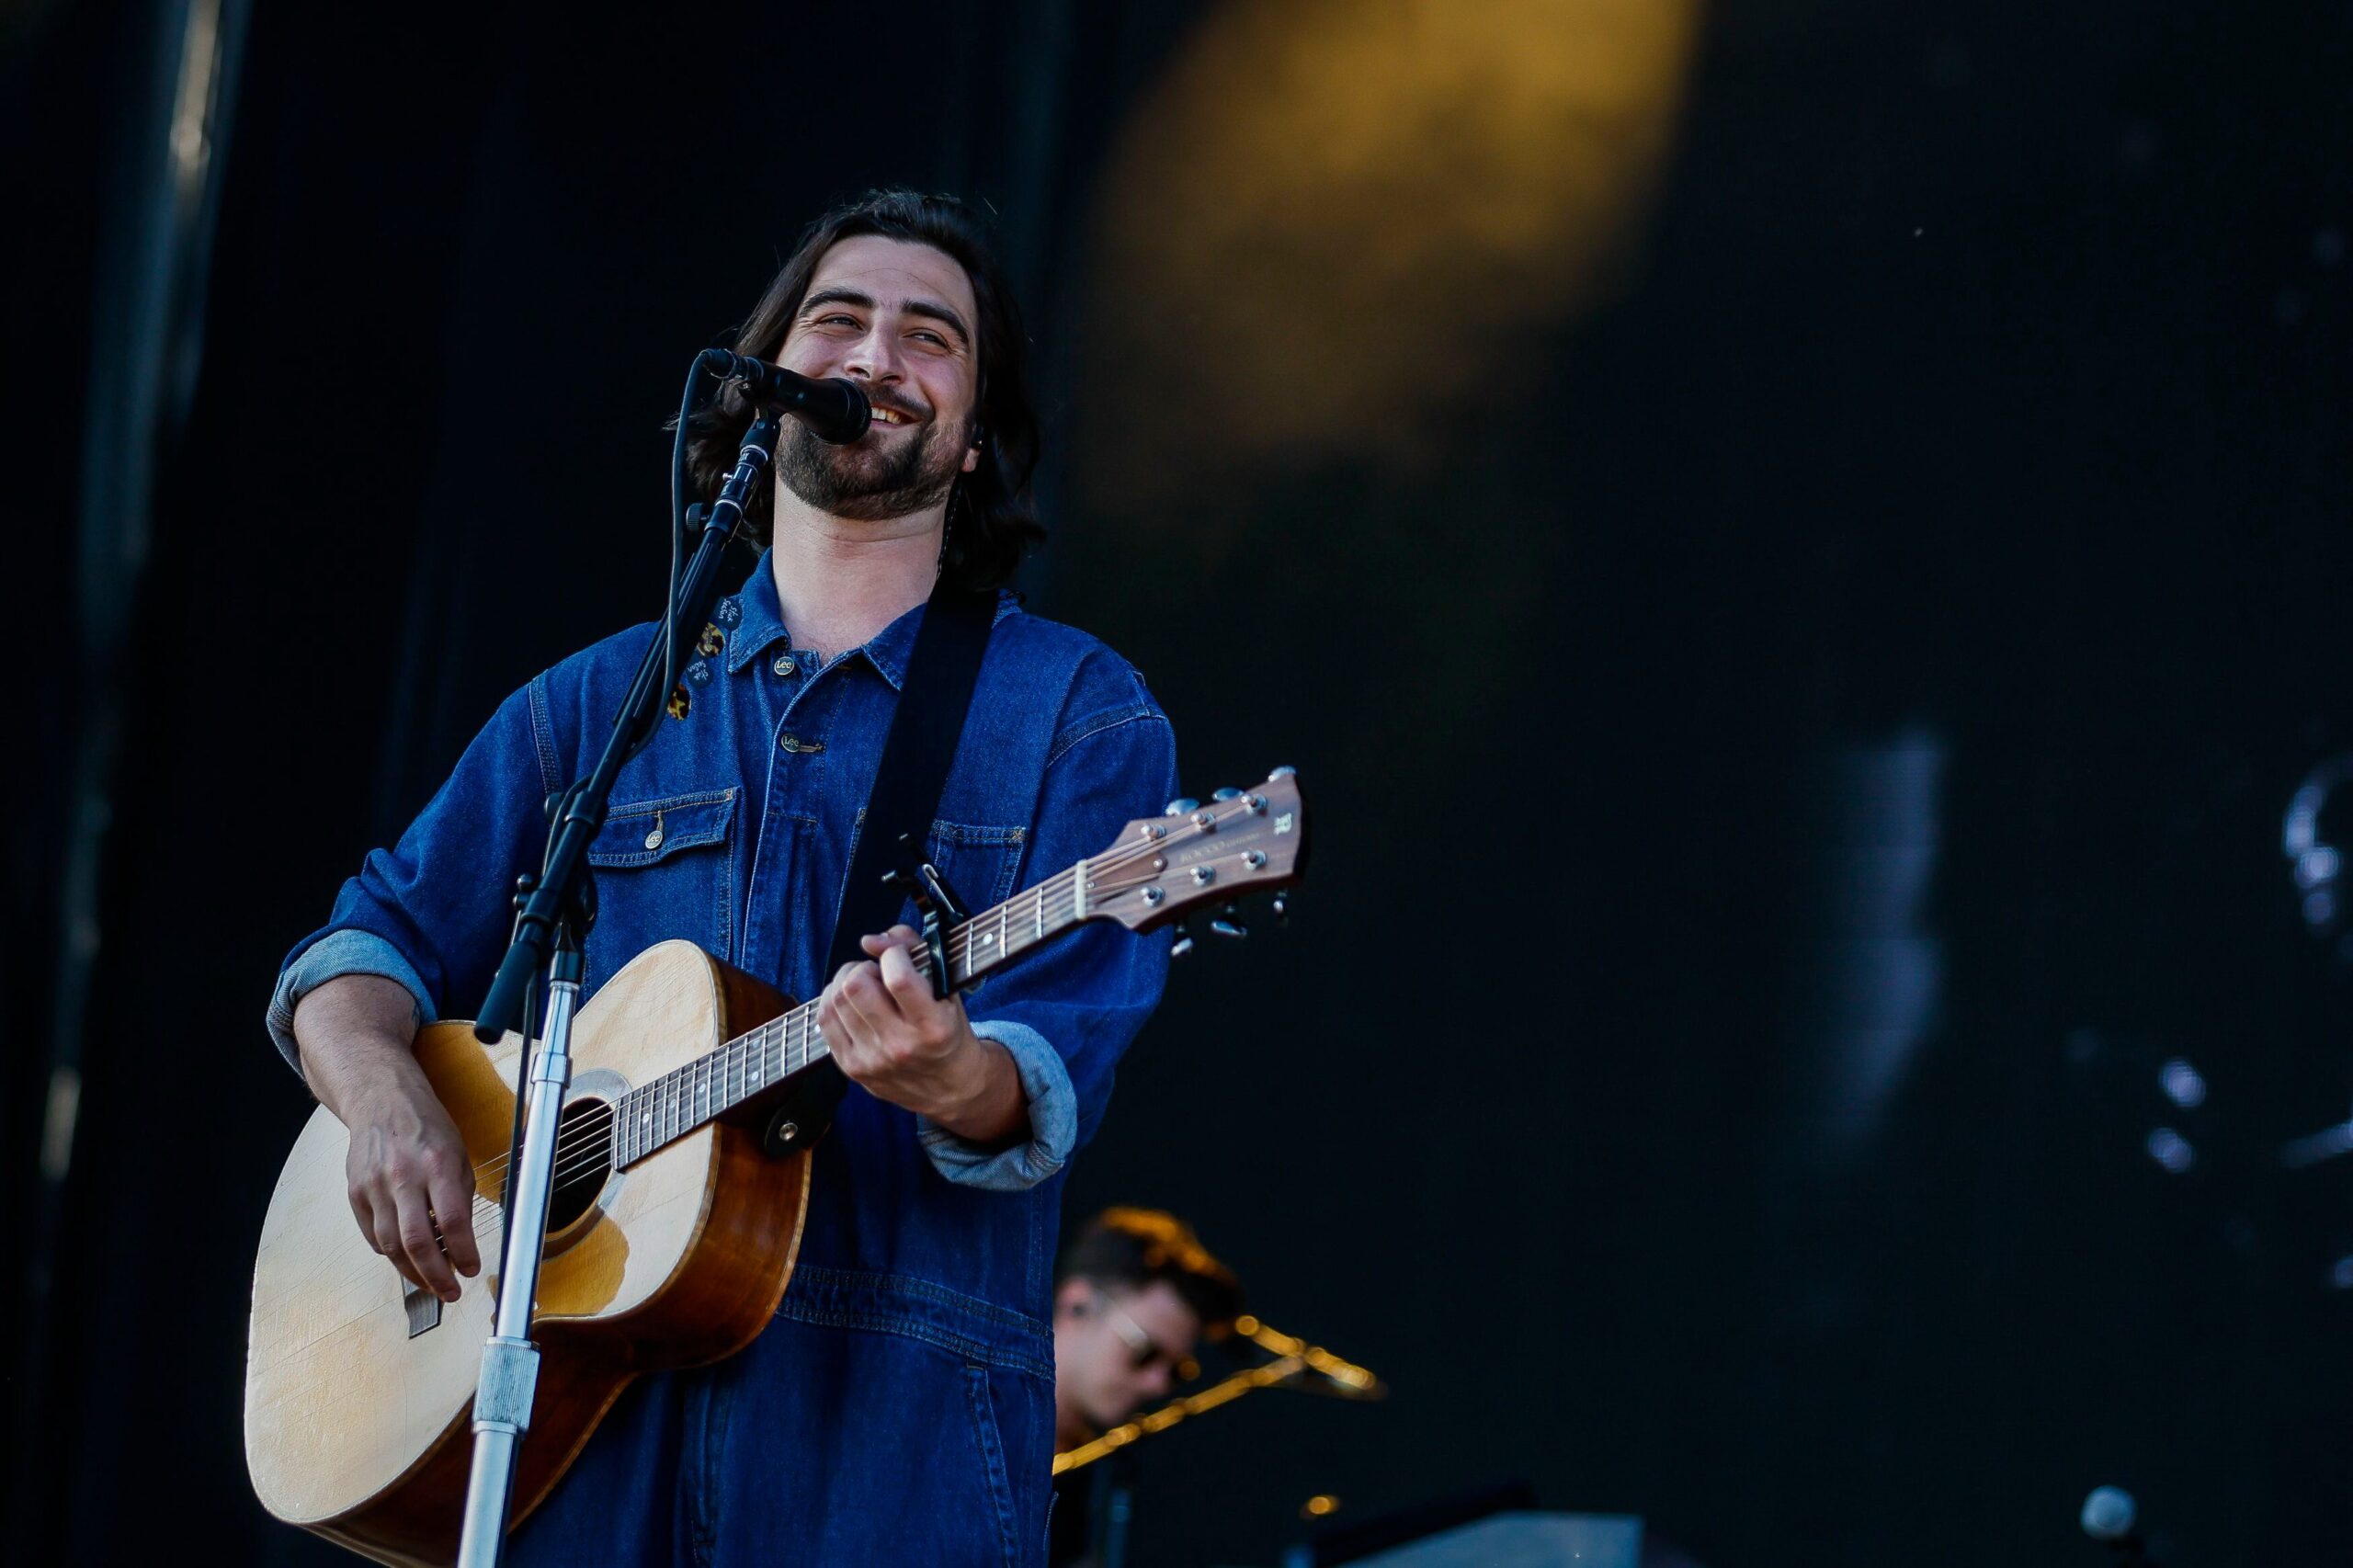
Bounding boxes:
1085 767 1308 936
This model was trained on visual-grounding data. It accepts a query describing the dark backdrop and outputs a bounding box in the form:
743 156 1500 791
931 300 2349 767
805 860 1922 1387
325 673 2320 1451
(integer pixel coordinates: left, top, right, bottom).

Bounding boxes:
6 2 2349 1564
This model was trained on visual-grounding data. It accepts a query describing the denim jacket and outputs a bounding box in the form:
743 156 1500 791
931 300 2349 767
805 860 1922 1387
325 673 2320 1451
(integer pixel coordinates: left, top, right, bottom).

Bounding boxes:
267 557 1176 1540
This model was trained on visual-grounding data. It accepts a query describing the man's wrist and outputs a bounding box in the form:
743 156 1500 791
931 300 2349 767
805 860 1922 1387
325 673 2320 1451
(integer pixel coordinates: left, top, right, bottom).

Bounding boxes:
926 1029 1026 1145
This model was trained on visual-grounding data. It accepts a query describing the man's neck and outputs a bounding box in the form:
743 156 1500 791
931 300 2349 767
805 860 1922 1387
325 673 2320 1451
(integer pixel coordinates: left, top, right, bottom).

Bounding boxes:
767 490 947 659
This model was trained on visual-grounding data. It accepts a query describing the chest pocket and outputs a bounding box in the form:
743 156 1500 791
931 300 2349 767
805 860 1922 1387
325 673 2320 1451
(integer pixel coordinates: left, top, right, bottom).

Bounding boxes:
582 788 738 993
912 818 1029 930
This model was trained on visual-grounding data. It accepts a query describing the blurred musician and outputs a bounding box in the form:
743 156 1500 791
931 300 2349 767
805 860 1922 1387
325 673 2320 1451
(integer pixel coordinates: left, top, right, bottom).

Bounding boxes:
1050 1208 1244 1564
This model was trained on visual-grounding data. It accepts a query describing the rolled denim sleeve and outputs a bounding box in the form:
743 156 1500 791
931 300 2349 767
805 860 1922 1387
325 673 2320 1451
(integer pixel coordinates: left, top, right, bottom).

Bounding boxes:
265 928 440 1079
914 664 1177 1190
913 1020 1076 1189
266 676 560 1076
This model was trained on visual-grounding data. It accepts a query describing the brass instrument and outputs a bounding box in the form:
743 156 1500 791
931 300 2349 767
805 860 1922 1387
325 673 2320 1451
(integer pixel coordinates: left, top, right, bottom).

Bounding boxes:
1051 1313 1384 1474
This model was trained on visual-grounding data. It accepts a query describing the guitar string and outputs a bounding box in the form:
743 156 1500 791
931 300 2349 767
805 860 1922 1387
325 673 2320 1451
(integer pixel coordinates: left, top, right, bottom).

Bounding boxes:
404 806 1289 1270
456 837 1239 1203
459 856 1086 1187
446 907 1279 1256
456 865 1103 1197
453 805 1277 1196
458 852 1110 1188
457 852 1206 1204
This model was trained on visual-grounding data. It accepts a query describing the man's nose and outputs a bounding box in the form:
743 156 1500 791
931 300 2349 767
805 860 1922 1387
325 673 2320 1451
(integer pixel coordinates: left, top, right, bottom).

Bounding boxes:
840 324 904 384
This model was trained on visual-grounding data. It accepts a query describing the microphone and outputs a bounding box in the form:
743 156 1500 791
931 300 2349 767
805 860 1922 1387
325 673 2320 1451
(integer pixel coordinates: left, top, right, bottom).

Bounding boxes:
709 351 870 444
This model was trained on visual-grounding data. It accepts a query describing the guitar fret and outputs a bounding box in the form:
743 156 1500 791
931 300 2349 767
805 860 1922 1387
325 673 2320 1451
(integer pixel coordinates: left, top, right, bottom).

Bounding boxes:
605 835 1164 1169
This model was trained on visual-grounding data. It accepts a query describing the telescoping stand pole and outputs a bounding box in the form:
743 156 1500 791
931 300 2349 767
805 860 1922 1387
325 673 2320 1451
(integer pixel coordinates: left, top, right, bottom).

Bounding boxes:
452 401 784 1568
453 914 586 1563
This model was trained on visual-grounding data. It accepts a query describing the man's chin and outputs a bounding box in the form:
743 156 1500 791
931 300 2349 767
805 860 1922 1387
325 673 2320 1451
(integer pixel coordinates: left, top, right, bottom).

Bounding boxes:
778 423 958 520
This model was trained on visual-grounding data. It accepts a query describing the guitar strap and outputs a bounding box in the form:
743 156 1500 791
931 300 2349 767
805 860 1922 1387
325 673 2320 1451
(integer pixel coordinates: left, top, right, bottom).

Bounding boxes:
761 574 997 1158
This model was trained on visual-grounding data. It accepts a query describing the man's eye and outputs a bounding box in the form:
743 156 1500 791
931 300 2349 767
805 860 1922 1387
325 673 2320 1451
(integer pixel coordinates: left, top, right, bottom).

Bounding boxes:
816 314 858 328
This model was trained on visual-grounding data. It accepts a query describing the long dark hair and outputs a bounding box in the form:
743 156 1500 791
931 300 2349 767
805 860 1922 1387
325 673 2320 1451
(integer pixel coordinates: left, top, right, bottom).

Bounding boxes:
687 189 1044 590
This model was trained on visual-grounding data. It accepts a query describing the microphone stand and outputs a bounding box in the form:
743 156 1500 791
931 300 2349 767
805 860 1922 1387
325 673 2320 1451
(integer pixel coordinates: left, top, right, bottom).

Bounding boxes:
1051 1315 1384 1477
452 409 782 1568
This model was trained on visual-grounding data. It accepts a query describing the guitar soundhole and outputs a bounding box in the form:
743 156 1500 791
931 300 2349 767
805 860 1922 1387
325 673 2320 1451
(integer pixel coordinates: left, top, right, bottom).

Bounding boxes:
540 1095 616 1235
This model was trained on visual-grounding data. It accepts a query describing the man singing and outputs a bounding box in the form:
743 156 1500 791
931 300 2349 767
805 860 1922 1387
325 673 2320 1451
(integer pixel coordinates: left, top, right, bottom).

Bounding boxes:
267 189 1176 1564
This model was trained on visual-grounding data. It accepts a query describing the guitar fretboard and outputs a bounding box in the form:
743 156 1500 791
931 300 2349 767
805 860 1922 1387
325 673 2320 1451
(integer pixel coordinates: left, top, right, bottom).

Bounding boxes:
607 856 1099 1166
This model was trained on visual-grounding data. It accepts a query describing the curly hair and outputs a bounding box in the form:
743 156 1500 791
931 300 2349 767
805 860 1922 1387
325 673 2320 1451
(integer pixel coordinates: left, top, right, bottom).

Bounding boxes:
685 188 1045 590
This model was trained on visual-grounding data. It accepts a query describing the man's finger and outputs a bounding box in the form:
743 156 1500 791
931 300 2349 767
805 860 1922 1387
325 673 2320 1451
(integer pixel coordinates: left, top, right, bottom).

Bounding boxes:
394 1184 460 1301
837 968 890 1034
369 1199 425 1290
819 991 870 1071
859 924 921 957
428 1166 483 1279
878 941 929 1004
826 978 891 1074
348 1180 377 1244
839 960 892 1017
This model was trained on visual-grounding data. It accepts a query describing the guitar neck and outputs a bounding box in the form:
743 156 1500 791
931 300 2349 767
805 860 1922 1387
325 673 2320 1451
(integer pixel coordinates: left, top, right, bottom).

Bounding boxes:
608 858 1098 1165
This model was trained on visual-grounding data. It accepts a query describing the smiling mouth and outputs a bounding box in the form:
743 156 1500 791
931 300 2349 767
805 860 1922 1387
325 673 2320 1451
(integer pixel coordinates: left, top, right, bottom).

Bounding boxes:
869 405 918 427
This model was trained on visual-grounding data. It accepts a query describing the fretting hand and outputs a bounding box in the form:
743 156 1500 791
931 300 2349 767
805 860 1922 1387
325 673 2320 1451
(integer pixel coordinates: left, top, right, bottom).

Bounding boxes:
817 925 1027 1145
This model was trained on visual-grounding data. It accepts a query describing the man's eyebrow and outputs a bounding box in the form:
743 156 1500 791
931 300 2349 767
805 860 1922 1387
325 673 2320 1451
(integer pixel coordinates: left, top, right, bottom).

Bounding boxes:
901 298 971 346
799 286 875 317
797 287 970 347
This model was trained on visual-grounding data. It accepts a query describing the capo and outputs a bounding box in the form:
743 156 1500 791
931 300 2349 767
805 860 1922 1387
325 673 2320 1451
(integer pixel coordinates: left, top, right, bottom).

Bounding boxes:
881 834 969 1000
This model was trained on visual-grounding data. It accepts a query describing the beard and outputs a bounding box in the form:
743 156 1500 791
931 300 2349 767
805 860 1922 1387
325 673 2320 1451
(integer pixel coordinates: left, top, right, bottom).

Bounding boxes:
776 409 968 523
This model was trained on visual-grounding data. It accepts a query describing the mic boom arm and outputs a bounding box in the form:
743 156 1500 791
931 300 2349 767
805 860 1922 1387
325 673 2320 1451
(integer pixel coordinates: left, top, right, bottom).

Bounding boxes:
1050 1314 1383 1476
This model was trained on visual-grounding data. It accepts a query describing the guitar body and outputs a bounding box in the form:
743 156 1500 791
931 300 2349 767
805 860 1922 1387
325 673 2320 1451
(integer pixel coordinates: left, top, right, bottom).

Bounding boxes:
244 940 813 1567
244 768 1309 1565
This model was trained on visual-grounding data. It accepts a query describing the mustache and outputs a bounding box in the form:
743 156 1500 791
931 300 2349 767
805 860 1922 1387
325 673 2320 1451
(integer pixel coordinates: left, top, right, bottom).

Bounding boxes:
865 391 927 422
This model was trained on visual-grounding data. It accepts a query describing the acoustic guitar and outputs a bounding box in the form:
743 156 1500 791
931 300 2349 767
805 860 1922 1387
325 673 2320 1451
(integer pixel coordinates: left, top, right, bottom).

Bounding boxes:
244 770 1306 1565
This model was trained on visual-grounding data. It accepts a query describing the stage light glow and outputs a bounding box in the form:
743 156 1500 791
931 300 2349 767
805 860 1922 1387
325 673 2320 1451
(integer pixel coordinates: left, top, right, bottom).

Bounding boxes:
1087 0 1700 504
2158 1058 2206 1109
2145 1127 2194 1175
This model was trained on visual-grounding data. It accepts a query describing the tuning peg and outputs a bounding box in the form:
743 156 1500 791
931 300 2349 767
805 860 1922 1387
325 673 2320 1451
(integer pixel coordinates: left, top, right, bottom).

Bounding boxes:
1170 920 1195 959
1267 766 1296 781
1211 788 1242 801
1165 797 1199 817
512 872 539 912
1271 893 1290 926
1210 903 1247 939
